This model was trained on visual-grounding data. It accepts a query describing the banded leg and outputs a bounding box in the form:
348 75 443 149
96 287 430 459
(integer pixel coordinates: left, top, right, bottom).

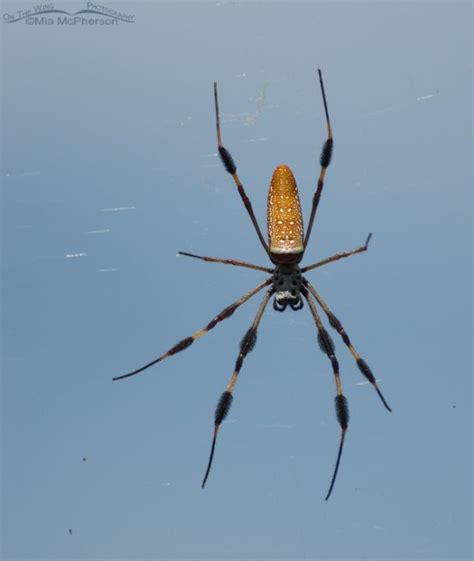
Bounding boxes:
301 286 348 501
178 251 273 273
301 234 372 273
214 82 271 258
113 279 272 381
202 287 274 488
303 280 391 412
304 69 334 250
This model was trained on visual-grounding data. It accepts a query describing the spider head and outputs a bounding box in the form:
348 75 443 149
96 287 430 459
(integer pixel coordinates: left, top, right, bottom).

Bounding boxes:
273 290 304 312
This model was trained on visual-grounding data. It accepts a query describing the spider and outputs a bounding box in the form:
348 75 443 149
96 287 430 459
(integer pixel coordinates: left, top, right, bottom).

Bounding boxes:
113 70 392 500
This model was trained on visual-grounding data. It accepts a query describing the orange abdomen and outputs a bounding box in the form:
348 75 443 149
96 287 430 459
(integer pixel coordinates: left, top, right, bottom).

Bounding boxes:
267 164 304 261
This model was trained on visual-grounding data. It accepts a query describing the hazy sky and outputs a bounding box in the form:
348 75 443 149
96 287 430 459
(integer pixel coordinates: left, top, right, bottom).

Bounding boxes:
2 2 472 560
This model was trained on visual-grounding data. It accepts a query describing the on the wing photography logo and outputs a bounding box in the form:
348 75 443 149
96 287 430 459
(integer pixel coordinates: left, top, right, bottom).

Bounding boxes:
3 2 135 25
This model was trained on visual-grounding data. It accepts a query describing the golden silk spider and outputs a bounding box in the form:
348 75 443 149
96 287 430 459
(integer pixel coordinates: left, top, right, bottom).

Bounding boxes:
113 70 391 500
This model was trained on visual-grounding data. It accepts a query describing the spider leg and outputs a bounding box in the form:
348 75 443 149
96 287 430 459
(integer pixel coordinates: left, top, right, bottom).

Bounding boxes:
300 286 348 501
113 279 272 381
178 251 273 273
303 279 391 412
304 69 334 250
202 286 274 488
301 234 372 273
214 83 271 258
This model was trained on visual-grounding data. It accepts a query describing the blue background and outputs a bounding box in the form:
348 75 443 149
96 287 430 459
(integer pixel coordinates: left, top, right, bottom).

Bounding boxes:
2 1 472 560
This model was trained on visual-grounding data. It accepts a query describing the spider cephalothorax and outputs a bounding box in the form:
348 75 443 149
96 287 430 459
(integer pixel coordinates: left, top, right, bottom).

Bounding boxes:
115 70 391 500
272 263 304 311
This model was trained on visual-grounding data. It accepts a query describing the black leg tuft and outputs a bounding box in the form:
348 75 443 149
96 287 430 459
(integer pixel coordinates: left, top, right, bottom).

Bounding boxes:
357 358 376 384
320 138 333 168
218 146 237 175
215 390 233 425
317 327 335 355
169 336 194 355
335 394 349 430
240 327 257 354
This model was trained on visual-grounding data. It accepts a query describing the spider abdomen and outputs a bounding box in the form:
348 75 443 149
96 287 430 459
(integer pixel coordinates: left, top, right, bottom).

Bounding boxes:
267 165 304 263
